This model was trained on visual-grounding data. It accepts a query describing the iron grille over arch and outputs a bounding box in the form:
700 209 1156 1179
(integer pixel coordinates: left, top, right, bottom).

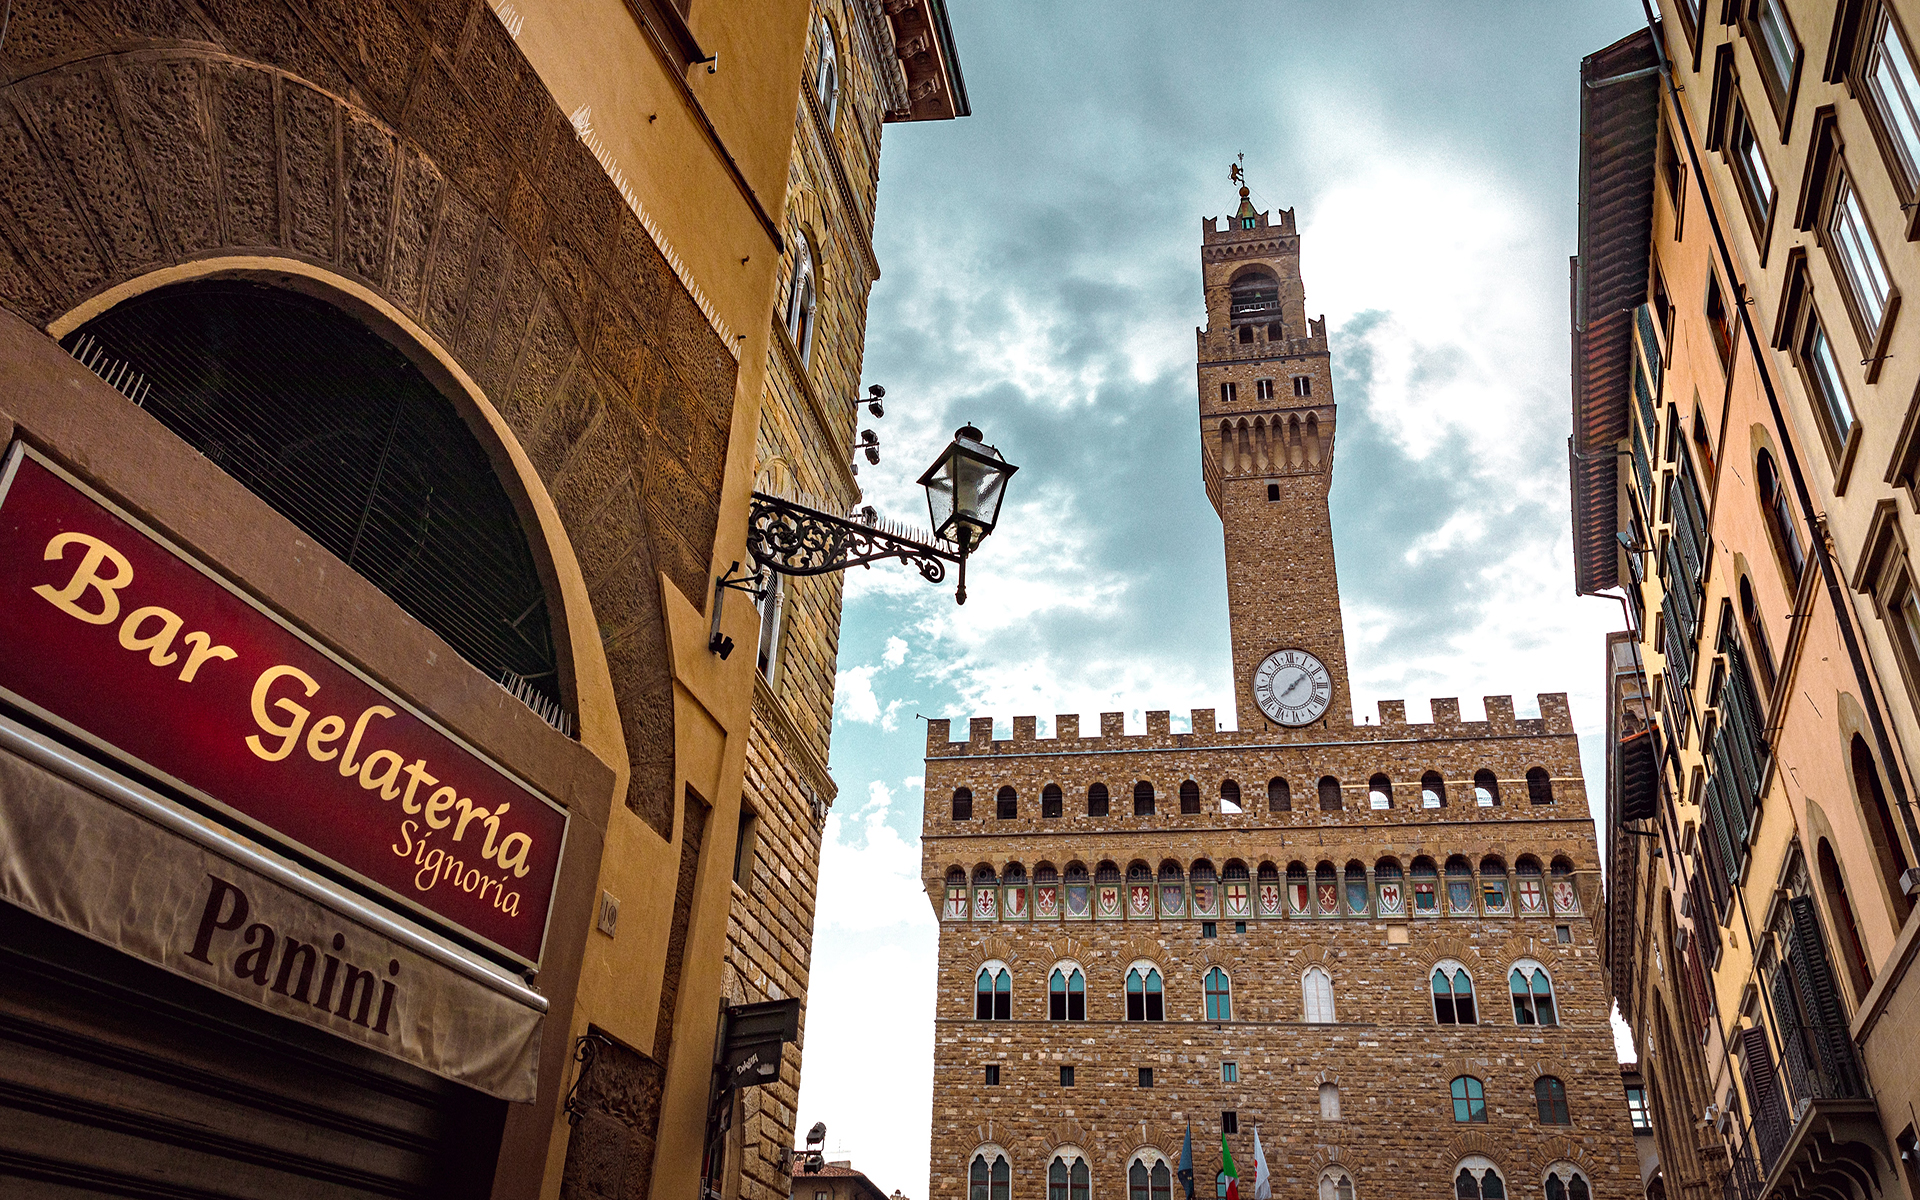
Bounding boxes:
64 281 568 725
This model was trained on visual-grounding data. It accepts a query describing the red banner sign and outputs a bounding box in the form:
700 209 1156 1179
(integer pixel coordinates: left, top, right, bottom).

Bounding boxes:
0 445 566 965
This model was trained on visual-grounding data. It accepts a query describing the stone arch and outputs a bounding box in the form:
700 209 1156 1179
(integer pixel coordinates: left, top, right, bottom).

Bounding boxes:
1422 933 1478 969
0 10 738 839
974 935 1016 969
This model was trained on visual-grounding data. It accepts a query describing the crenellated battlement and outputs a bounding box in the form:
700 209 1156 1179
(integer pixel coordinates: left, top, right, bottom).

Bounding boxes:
926 693 1575 757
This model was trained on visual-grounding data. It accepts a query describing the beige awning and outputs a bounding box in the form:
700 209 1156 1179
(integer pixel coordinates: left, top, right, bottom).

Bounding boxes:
0 714 545 1102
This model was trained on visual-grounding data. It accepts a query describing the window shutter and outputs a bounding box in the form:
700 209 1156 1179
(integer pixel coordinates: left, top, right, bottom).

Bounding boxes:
1619 727 1659 821
1786 897 1863 1096
1738 1026 1792 1169
1767 965 1813 1101
1700 774 1742 893
1683 939 1715 1041
1688 871 1722 962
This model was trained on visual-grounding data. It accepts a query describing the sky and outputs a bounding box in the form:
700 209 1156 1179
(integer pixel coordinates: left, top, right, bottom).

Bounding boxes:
793 1 1647 1188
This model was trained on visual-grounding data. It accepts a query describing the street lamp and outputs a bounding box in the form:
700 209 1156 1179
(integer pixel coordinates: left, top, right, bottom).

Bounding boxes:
741 424 1018 605
917 424 1016 601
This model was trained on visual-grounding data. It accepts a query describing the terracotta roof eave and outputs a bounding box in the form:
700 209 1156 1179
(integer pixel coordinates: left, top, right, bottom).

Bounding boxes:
1571 27 1660 596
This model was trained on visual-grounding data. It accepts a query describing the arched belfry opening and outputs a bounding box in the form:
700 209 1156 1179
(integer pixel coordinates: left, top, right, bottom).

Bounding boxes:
63 279 569 727
1228 266 1281 325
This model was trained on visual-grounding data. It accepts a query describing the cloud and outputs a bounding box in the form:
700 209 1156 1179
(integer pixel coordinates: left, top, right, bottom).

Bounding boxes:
883 636 909 668
835 663 882 725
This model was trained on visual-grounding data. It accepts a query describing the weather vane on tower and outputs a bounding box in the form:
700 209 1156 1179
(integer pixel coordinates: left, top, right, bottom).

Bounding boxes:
1230 153 1245 188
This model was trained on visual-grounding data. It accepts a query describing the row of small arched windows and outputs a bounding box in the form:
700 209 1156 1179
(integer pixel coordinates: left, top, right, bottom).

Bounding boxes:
967 1152 1590 1200
974 958 1559 1026
943 854 1580 922
949 769 1556 820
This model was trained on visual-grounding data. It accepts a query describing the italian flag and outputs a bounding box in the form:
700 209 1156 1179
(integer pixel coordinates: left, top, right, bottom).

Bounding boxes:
1221 1136 1239 1200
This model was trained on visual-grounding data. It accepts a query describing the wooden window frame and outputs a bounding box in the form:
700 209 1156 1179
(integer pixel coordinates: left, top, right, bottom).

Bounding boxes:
1797 111 1902 373
1837 1 1920 239
1773 247 1865 485
1737 0 1804 131
1851 499 1920 722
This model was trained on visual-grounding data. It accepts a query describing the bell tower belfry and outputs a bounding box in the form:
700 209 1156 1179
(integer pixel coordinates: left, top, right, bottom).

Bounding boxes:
1198 183 1352 732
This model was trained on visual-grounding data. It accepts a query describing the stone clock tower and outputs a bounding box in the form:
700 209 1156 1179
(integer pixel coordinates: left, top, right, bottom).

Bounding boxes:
1197 187 1352 731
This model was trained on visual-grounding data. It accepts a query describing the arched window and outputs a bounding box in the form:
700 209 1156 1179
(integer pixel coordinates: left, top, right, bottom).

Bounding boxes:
975 962 1010 1020
1817 837 1874 998
1126 965 1165 1021
1088 782 1111 817
1287 861 1311 914
1535 1076 1571 1124
997 786 1018 819
1422 771 1447 808
1411 856 1439 913
1318 775 1344 811
1368 773 1393 809
1445 855 1475 914
1302 966 1335 1023
1220 779 1243 813
1258 862 1282 916
72 282 565 719
1739 575 1777 693
813 19 840 126
972 864 998 920
1450 1076 1488 1123
1134 781 1156 817
952 788 973 821
1129 1155 1174 1200
1267 321 1285 341
1049 965 1087 1020
1049 1155 1091 1200
1526 767 1554 805
787 233 818 364
1454 1157 1506 1200
1319 1084 1342 1121
1473 769 1500 807
1315 862 1339 915
1230 268 1280 321
970 1150 1011 1200
1757 448 1805 582
1480 856 1510 912
1432 961 1477 1024
1034 863 1059 917
1509 961 1558 1025
1543 1163 1590 1200
1269 777 1292 813
1344 860 1369 915
1204 967 1232 1020
1851 734 1915 922
1375 858 1405 915
1180 780 1202 814
1042 783 1064 819
1095 861 1122 917
1515 856 1546 914
944 867 969 920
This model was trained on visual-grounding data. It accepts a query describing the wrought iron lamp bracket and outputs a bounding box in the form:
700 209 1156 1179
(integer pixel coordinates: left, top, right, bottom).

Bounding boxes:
746 491 975 603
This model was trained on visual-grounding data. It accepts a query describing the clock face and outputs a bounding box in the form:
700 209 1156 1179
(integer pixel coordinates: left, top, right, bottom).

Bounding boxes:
1253 648 1332 726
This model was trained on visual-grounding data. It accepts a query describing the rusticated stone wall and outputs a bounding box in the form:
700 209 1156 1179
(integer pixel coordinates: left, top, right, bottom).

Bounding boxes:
0 0 740 838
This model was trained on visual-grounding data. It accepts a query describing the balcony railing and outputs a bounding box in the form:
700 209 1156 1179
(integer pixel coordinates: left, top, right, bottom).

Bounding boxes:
1230 293 1281 319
